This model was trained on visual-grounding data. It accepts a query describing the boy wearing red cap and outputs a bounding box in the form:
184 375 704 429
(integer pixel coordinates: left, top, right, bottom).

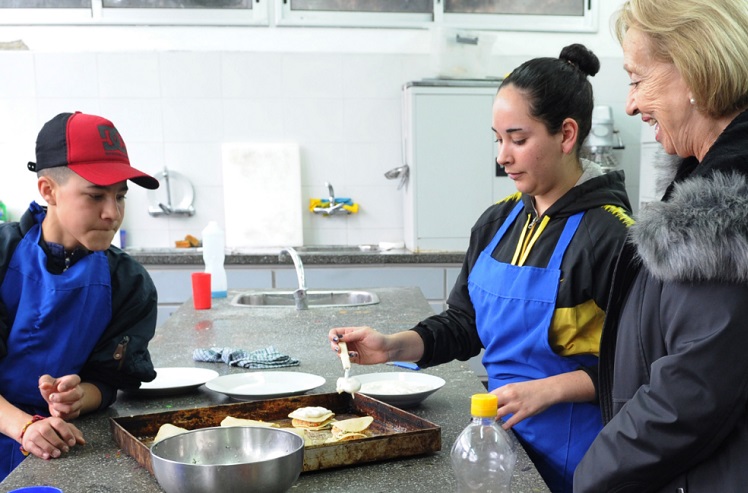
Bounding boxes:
0 112 160 479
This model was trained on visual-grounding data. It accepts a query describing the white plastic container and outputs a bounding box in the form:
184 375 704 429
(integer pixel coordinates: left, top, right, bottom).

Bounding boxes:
431 27 498 79
451 394 517 492
201 221 228 298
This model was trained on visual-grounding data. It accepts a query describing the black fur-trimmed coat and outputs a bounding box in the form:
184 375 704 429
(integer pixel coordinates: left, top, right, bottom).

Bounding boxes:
574 110 748 492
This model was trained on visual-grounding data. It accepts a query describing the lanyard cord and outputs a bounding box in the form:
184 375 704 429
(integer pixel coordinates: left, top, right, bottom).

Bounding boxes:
510 214 551 266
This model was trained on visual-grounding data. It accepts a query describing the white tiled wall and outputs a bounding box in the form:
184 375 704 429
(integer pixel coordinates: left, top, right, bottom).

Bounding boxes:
0 33 642 248
0 50 426 248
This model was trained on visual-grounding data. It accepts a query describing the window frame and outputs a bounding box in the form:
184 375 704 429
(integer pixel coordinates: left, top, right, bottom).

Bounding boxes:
0 0 596 32
437 0 598 33
275 0 598 33
0 0 270 26
273 0 432 29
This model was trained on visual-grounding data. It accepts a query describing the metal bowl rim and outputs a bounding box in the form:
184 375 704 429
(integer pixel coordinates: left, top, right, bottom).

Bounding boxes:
150 425 305 467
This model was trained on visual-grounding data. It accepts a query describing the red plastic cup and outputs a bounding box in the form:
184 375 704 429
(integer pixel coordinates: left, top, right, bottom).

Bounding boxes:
191 272 212 310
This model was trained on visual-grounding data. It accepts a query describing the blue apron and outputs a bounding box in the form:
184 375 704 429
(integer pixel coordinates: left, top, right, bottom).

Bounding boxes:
0 203 112 479
468 201 602 493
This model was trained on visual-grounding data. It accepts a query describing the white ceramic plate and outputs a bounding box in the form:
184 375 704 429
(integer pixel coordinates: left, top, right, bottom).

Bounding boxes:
356 372 446 408
205 372 326 401
130 367 219 396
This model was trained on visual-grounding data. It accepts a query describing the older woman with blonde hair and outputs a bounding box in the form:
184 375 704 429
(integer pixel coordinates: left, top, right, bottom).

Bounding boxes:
574 0 748 491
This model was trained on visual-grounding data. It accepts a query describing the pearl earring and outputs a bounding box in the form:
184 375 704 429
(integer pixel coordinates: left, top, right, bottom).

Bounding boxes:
689 97 696 105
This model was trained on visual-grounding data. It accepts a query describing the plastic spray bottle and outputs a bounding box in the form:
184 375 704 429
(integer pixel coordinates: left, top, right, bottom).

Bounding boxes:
201 221 227 298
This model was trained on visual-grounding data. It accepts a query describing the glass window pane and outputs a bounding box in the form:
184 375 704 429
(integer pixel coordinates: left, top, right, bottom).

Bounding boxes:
290 0 432 14
0 0 89 6
103 0 250 7
445 0 583 16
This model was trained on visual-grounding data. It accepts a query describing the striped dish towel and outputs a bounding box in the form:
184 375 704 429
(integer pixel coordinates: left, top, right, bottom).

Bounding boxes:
193 346 300 369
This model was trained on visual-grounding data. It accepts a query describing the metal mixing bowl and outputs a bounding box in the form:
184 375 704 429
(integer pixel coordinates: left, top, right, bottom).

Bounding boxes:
150 426 304 493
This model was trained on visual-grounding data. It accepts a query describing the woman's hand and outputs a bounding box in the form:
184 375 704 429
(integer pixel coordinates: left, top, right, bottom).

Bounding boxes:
20 415 85 460
328 326 391 365
493 379 557 429
493 369 595 429
328 326 426 366
38 374 86 420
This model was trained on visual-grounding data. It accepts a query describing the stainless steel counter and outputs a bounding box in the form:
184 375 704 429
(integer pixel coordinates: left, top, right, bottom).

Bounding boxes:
0 287 548 493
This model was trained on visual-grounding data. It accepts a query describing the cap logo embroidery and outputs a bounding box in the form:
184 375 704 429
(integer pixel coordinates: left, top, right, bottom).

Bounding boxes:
98 124 128 157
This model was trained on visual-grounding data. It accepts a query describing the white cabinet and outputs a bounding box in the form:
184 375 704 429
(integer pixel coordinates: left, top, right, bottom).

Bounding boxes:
402 81 516 252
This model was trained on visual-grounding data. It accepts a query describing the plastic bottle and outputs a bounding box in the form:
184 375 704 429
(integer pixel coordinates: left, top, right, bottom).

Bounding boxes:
201 221 227 298
0 200 7 223
451 393 517 493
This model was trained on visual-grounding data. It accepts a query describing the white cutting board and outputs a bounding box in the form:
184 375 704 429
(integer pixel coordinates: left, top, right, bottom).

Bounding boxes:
222 143 303 248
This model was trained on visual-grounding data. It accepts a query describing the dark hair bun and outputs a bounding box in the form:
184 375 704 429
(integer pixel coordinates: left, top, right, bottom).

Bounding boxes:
560 43 600 77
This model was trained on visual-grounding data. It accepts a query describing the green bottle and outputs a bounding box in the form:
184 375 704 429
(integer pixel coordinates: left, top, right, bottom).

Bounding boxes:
0 201 7 223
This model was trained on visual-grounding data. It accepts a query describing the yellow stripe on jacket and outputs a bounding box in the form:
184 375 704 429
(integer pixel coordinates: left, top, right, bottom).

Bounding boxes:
549 299 606 357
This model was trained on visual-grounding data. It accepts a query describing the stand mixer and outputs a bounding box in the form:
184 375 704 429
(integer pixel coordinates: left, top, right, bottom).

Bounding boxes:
580 105 625 173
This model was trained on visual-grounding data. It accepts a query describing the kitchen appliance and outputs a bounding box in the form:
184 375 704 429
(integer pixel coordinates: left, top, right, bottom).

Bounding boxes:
580 105 625 173
401 80 514 252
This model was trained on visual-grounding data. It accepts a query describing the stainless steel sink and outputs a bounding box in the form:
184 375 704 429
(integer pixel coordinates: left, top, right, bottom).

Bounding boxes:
231 290 379 308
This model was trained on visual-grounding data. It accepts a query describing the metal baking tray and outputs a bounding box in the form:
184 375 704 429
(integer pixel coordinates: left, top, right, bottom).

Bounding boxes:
110 392 441 474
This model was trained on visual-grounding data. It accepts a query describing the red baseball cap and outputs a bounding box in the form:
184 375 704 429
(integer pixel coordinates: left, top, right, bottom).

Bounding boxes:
27 112 159 190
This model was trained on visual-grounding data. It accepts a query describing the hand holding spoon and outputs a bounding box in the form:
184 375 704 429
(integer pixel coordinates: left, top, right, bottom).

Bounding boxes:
336 341 362 397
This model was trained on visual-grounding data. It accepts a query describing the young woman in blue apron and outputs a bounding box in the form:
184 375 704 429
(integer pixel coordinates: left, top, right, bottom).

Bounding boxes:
468 202 602 491
329 44 634 493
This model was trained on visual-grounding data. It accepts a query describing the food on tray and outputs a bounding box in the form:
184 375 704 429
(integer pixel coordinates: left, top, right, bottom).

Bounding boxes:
220 416 280 428
283 427 330 447
149 408 374 450
327 416 374 443
153 423 189 444
288 406 335 430
360 380 434 395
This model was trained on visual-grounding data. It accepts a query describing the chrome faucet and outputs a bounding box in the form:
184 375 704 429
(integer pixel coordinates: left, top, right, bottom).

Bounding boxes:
312 182 348 216
279 247 308 310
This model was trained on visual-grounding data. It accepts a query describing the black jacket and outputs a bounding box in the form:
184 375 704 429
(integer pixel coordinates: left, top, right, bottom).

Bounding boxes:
574 110 748 492
412 162 633 371
0 206 157 409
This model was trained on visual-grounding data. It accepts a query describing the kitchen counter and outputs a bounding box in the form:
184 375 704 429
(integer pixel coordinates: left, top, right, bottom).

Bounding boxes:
1 287 549 493
404 78 502 88
124 246 465 266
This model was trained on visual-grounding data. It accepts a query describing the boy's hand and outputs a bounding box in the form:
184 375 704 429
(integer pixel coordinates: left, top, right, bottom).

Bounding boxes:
20 415 85 460
38 374 85 420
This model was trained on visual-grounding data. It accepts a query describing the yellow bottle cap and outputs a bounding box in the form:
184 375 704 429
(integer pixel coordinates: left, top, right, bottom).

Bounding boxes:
470 393 498 418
